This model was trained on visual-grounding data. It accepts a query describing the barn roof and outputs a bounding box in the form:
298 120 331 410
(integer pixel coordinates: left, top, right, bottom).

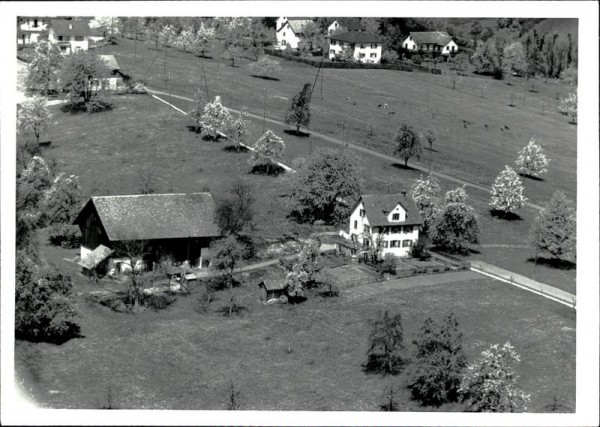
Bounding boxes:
409 31 453 46
329 31 382 44
331 18 363 31
74 193 220 241
355 194 423 227
50 19 94 36
99 55 120 70
78 244 113 269
257 278 286 291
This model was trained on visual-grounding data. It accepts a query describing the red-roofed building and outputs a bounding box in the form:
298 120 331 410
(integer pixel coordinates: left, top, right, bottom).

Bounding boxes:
328 31 383 64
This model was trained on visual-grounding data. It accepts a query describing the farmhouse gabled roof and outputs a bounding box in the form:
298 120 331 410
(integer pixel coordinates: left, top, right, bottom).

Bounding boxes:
329 18 363 32
329 31 382 44
409 31 453 46
99 55 120 70
355 194 423 227
50 19 94 36
278 18 313 34
73 193 220 241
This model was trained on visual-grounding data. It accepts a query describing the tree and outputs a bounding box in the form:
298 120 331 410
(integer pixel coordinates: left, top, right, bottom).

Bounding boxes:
502 41 527 81
59 50 110 111
144 21 161 50
25 41 62 95
174 26 195 52
189 88 205 133
525 41 544 80
226 110 251 151
422 130 436 153
211 235 247 315
459 342 530 412
249 56 282 79
471 39 500 74
15 252 77 342
515 138 550 178
452 53 469 72
380 383 400 411
192 23 215 57
558 90 577 124
362 227 386 263
364 310 405 375
286 147 361 224
215 180 255 235
529 191 576 261
43 173 82 225
431 187 479 253
559 65 577 85
381 49 399 64
200 95 233 140
111 237 153 311
17 96 51 144
284 83 312 133
297 21 327 55
410 173 442 236
248 130 285 175
489 166 527 216
393 123 422 167
409 313 467 406
89 16 121 42
158 24 176 48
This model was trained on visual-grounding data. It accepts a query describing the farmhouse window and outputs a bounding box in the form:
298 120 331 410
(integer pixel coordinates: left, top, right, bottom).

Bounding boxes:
281 40 286 46
359 209 365 217
283 32 286 37
446 46 449 51
370 53 376 58
33 19 38 28
364 225 370 233
75 36 84 41
390 240 400 248
354 220 358 229
382 241 389 248
331 40 336 46
451 46 456 52
402 240 412 248
360 44 365 49
392 213 400 220
359 53 365 58
58 35 63 41
371 44 377 49
404 43 408 48
330 49 335 55
351 234 357 242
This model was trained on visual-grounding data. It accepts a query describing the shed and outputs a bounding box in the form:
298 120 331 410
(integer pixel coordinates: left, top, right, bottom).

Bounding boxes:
78 244 113 275
257 279 286 302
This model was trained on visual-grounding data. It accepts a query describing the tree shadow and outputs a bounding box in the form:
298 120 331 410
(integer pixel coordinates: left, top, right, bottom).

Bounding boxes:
249 164 285 176
423 147 438 153
16 322 84 345
526 257 576 270
186 125 201 134
196 54 213 59
250 74 280 81
362 354 407 375
216 304 248 317
391 162 415 171
223 145 249 153
489 209 523 221
518 173 544 182
283 129 310 138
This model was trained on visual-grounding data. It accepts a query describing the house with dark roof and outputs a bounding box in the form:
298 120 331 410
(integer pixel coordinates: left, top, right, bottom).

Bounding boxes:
340 193 422 258
402 31 458 58
328 31 383 64
73 193 221 273
327 18 363 35
275 16 314 49
48 18 97 54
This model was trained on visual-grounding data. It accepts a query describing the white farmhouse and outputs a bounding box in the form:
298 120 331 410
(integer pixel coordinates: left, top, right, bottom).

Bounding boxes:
17 17 49 45
340 193 422 259
402 31 458 58
327 19 362 35
48 19 96 54
328 31 383 64
275 16 313 50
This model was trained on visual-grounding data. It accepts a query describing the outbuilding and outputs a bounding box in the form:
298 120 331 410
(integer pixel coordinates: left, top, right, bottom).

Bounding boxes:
257 279 286 303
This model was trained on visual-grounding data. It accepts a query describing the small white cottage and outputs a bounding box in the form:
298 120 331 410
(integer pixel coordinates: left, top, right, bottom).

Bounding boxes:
275 17 313 50
402 31 458 57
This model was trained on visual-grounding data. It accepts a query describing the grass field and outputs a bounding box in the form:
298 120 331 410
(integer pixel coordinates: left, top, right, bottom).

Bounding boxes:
15 245 576 412
103 37 576 207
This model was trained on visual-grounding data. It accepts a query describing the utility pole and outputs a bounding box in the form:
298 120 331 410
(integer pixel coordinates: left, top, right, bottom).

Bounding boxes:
320 65 324 101
262 86 266 133
163 43 168 80
168 71 173 102
202 62 209 99
309 134 313 156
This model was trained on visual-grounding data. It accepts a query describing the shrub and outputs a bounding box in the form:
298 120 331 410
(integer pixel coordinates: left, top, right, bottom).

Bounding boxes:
364 310 406 375
144 292 177 310
48 224 81 248
381 253 398 274
412 54 422 65
410 237 430 260
492 66 504 80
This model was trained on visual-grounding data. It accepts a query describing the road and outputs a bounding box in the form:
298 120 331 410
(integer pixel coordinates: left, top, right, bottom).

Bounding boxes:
147 88 543 211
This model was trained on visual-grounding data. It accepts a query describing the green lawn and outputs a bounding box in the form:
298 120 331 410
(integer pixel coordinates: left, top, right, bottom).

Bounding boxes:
15 254 576 411
104 37 576 207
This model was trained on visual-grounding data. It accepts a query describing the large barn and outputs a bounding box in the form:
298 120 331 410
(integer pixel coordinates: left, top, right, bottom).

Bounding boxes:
73 192 221 273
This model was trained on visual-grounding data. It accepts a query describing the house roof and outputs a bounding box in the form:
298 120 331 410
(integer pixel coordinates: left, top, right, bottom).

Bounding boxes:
278 18 313 34
329 31 382 44
258 279 286 291
99 55 120 70
409 31 453 46
78 244 113 269
329 19 363 32
357 194 423 227
73 193 220 241
49 19 94 36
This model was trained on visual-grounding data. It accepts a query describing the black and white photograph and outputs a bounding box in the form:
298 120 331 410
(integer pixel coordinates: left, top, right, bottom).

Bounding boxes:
1 1 598 425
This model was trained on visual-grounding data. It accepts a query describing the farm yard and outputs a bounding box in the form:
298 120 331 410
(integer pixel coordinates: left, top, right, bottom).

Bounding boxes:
12 13 585 417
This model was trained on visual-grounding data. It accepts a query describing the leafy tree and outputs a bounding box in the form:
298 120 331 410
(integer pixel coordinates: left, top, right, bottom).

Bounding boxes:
525 41 544 80
226 380 242 410
224 45 244 67
431 187 479 253
284 83 312 133
364 310 406 375
469 21 483 45
15 252 77 342
158 24 176 47
297 21 327 55
282 238 322 297
248 130 285 175
59 50 111 111
409 313 467 406
380 383 400 411
17 96 51 144
286 147 361 224
489 166 527 216
362 227 386 263
174 26 195 52
200 95 233 140
452 53 469 72
111 237 154 311
393 123 422 167
410 173 442 236
144 21 161 50
559 65 577 85
25 41 62 95
558 90 577 124
211 235 247 315
249 56 282 79
502 41 527 80
43 173 83 225
215 180 255 236
515 138 549 178
422 130 436 152
529 191 576 261
192 23 215 57
471 39 500 74
459 342 530 412
226 110 251 151
89 16 121 42
381 49 399 64
189 88 205 133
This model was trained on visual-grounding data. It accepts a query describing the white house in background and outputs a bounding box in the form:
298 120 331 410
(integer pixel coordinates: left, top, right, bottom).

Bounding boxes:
328 31 383 64
327 19 362 35
402 31 458 57
340 193 422 258
17 17 50 45
275 16 313 49
48 19 95 54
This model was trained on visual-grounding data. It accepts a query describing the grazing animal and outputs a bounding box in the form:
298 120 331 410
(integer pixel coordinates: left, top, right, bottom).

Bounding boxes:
504 125 510 130
500 127 505 132
377 104 382 108
352 101 356 106
484 124 489 128
346 97 351 102
383 103 388 109
388 111 396 115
